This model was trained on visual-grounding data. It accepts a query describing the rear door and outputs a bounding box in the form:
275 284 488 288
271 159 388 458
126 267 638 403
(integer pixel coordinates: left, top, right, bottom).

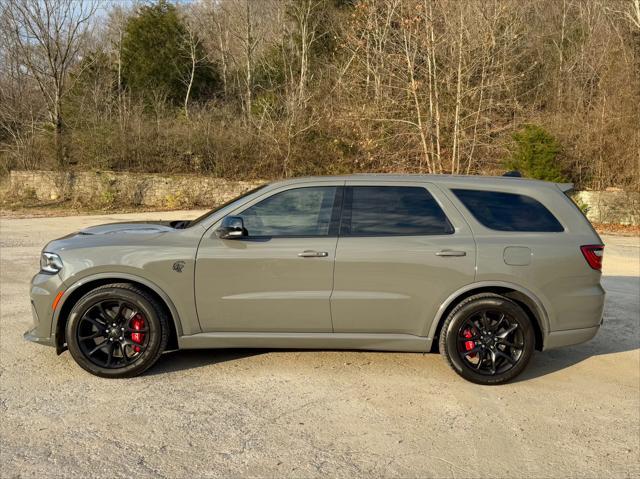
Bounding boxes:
330 181 476 337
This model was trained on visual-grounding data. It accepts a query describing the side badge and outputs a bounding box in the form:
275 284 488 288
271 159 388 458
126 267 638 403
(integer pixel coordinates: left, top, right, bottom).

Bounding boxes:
172 261 185 273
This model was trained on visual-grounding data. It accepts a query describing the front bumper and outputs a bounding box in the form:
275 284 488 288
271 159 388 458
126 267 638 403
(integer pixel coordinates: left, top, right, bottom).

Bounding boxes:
24 327 54 346
24 272 64 348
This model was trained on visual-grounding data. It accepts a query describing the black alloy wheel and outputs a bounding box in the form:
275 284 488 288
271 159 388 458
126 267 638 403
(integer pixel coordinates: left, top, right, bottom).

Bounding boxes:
66 283 169 378
439 293 535 385
76 299 150 369
456 309 525 376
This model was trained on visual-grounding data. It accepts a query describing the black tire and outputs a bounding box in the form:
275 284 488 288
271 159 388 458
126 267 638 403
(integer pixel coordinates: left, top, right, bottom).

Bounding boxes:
439 293 534 385
66 283 169 378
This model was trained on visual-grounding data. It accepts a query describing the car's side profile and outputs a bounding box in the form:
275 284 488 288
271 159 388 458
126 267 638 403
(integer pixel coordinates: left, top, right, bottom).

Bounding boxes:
25 174 605 384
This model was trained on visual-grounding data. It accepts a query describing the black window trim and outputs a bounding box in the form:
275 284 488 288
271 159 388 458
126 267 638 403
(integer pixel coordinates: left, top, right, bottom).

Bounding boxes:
231 184 456 240
339 185 455 238
233 185 344 239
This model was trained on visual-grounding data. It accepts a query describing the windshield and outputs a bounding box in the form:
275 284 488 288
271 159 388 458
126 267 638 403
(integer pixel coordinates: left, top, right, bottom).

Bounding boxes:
185 184 268 228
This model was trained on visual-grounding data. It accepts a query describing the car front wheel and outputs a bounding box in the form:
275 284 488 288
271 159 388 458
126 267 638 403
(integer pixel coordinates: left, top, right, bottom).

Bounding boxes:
66 283 169 378
439 293 535 385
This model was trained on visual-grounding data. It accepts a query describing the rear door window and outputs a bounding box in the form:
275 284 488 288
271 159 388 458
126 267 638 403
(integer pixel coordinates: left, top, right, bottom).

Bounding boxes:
341 186 453 236
452 189 564 232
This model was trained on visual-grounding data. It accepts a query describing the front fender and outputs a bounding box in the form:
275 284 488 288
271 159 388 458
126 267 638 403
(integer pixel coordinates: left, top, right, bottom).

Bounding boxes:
52 271 196 351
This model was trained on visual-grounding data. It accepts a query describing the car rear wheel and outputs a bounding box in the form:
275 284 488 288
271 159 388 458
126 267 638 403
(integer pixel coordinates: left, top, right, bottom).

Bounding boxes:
66 283 169 378
439 293 534 385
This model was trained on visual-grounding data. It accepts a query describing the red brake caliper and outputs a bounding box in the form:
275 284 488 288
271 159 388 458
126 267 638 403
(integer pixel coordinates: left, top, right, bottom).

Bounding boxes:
463 328 476 358
131 314 146 353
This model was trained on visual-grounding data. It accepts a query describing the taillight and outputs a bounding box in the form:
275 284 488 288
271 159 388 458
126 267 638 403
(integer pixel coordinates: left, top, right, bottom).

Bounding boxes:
581 245 604 270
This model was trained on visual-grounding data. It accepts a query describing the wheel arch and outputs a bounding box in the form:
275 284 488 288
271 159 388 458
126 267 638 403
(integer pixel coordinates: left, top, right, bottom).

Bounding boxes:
54 273 182 354
429 282 549 352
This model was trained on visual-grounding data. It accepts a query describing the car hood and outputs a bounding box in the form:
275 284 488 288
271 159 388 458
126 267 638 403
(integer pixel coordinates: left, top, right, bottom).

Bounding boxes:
78 221 176 236
43 221 185 253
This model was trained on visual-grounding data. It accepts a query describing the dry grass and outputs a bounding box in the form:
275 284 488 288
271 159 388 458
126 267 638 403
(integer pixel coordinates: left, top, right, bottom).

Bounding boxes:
593 223 640 237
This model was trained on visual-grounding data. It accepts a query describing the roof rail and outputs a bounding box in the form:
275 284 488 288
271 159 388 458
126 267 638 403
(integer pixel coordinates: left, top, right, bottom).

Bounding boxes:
502 170 522 177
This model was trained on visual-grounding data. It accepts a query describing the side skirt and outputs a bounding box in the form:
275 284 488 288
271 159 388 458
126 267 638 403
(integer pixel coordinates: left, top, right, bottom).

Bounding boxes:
178 332 432 353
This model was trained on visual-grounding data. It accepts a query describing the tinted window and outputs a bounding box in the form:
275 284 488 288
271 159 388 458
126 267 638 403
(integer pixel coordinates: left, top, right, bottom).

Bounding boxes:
239 187 337 236
342 186 453 236
452 189 564 232
187 184 267 228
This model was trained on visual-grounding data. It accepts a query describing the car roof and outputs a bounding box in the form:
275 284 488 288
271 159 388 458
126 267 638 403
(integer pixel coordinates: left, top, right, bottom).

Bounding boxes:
266 174 565 190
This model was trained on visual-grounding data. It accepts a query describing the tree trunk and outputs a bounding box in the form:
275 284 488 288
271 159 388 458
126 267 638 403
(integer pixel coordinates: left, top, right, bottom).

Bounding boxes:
298 0 313 105
557 0 567 105
466 58 486 174
116 26 127 168
219 28 229 97
403 29 432 173
184 37 196 120
451 8 464 174
427 0 442 172
54 92 64 167
244 0 253 121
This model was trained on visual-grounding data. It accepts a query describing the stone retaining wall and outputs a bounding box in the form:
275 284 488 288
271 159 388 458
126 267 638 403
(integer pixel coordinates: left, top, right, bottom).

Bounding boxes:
5 170 639 224
6 170 263 209
574 190 639 226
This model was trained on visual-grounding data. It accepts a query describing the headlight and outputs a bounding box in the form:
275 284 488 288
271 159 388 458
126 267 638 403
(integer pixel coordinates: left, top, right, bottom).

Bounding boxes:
40 252 63 274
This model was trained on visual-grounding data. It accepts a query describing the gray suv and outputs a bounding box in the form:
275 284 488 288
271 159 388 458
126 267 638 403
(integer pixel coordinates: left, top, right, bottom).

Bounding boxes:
25 174 605 384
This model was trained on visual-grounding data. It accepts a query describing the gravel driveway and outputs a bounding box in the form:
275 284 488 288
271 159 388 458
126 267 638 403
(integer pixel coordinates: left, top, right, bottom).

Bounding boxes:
1 211 638 478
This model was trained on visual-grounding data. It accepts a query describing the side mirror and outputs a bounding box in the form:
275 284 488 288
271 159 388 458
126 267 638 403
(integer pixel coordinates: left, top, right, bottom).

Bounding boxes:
216 216 247 239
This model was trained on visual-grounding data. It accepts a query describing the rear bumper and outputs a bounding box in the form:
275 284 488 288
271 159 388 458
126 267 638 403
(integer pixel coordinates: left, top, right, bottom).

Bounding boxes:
543 325 600 350
543 281 604 350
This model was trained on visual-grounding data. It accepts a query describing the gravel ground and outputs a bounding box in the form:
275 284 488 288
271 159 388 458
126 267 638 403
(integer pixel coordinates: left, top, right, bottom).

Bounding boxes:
1 211 639 478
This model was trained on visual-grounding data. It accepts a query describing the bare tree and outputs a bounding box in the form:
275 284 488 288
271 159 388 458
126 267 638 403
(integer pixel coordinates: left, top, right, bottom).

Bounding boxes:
424 0 442 172
4 0 98 166
1 0 638 192
219 0 281 122
106 5 128 115
180 16 208 120
0 11 44 171
199 0 232 97
288 0 325 106
401 16 432 173
105 4 131 167
450 5 465 174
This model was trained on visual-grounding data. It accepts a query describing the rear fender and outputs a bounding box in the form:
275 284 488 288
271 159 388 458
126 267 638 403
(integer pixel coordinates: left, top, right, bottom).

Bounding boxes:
428 281 550 340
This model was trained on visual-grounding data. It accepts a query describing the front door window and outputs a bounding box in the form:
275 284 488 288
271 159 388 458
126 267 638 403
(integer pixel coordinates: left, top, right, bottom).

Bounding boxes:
239 186 338 237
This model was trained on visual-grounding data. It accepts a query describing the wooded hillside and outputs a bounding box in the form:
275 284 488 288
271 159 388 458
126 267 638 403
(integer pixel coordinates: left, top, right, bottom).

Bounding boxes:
1 0 639 189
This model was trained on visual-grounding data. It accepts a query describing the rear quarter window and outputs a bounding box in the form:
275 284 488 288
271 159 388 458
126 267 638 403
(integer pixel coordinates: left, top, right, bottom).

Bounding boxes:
452 189 564 232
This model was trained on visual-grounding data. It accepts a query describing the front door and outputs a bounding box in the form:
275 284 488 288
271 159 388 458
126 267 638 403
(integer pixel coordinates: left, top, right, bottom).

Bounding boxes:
330 181 476 337
195 183 342 332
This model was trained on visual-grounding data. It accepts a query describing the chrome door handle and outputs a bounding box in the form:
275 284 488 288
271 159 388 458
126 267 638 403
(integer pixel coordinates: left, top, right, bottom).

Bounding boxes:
298 250 329 258
436 250 467 257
